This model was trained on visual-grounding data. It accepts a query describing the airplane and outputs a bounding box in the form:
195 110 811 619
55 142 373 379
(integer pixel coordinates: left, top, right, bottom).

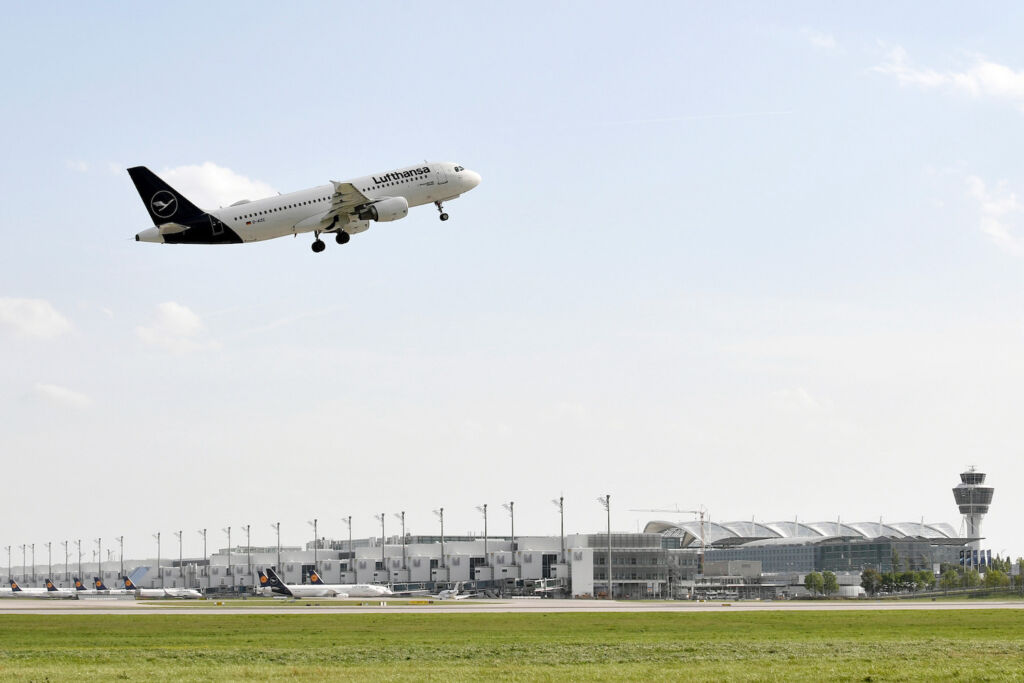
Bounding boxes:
43 578 78 599
72 577 133 597
431 582 481 600
308 570 393 597
6 579 74 599
123 576 201 599
263 567 338 598
128 161 481 253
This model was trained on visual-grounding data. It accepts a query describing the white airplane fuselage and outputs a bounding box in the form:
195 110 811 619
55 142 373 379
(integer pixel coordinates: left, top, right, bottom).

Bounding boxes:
135 161 481 246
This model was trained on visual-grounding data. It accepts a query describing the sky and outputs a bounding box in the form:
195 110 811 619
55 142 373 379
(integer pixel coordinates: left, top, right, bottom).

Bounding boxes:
1 2 1023 562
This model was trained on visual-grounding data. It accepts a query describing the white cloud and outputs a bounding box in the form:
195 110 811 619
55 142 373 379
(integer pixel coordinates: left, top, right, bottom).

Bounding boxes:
65 160 89 172
159 162 276 209
136 301 220 353
875 47 1024 109
34 383 93 408
967 176 1024 254
0 298 73 339
801 28 837 51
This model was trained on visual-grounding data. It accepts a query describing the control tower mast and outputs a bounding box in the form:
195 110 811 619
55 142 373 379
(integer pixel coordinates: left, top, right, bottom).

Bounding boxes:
952 467 993 551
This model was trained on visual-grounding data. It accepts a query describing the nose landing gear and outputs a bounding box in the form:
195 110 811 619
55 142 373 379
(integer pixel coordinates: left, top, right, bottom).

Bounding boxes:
434 200 449 221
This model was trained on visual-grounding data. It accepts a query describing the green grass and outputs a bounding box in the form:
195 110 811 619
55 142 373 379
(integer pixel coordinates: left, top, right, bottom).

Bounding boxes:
1 610 1023 680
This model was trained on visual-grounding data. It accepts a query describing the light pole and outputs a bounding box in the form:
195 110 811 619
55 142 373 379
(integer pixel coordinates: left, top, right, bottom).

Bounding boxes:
476 504 488 564
433 508 445 573
307 519 317 580
342 516 353 578
197 529 207 591
243 524 251 587
502 501 515 567
270 522 280 569
75 540 82 582
45 542 51 584
222 527 232 590
393 512 407 571
31 543 35 583
375 513 386 576
116 536 124 580
61 540 69 583
18 544 25 583
5 545 11 583
597 495 611 599
552 497 565 564
94 538 101 584
153 532 161 588
173 531 183 583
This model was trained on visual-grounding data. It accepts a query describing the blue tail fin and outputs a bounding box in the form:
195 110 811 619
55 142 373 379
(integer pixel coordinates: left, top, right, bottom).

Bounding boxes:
94 577 110 591
10 579 21 592
73 577 86 591
263 567 292 595
44 579 59 591
126 166 205 226
309 571 325 585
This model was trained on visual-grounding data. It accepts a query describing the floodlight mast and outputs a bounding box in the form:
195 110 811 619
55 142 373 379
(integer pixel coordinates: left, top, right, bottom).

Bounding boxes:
116 536 124 581
45 542 51 585
551 497 565 563
222 527 232 590
629 505 708 574
476 504 488 561
270 522 280 569
306 520 317 579
342 516 353 577
596 495 611 599
432 508 445 571
153 532 162 588
393 512 406 571
374 514 386 571
502 501 515 566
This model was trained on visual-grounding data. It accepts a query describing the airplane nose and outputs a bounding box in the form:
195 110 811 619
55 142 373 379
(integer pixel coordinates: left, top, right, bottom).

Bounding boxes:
465 170 482 189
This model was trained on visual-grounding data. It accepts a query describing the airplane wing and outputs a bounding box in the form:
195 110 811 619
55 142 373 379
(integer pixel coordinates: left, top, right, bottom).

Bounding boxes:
323 181 371 227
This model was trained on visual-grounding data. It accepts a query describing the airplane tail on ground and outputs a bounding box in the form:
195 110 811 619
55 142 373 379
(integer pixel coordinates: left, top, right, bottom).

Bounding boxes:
127 166 206 226
73 578 86 591
9 580 21 592
94 577 110 591
263 567 292 596
44 579 59 591
309 571 325 585
257 570 270 589
124 577 138 590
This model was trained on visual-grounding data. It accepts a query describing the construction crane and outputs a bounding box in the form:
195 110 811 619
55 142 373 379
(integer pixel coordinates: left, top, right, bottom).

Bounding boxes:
629 505 708 574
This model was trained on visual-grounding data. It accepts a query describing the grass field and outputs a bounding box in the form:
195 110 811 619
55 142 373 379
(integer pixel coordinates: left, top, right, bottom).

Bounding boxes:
1 610 1023 680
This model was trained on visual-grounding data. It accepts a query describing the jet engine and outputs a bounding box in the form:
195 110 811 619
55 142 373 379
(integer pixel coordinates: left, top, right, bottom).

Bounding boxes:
358 196 409 222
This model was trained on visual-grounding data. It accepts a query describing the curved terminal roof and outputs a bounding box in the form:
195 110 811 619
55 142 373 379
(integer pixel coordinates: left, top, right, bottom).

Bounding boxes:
646 519 962 548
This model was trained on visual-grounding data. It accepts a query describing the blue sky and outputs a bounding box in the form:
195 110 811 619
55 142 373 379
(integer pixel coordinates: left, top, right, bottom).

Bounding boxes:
1 3 1022 559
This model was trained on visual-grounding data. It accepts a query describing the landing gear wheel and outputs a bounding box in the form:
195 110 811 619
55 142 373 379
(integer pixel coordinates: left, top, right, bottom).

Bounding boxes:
434 200 448 221
335 232 350 244
311 239 326 253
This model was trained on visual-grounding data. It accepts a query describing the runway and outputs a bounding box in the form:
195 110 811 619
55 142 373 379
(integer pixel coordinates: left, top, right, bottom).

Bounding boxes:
2 598 1023 616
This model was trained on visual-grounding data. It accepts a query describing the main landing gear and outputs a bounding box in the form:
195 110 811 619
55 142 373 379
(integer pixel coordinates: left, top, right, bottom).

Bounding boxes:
435 200 449 221
311 230 326 253
311 230 350 252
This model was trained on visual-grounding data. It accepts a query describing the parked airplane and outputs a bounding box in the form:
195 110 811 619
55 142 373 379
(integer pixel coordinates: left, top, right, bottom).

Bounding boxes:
6 579 75 599
432 582 480 600
72 577 133 597
129 161 481 253
263 567 338 598
123 576 201 599
308 571 393 597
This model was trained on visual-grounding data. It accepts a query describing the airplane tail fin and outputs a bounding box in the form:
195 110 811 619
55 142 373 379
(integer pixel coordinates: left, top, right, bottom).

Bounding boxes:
126 166 206 226
45 579 58 591
309 571 325 585
263 567 292 595
94 577 109 591
124 577 137 590
10 579 21 592
73 577 86 591
257 570 270 588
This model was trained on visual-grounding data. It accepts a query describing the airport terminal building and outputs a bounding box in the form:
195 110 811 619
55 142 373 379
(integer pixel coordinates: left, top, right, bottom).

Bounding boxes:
5 471 989 599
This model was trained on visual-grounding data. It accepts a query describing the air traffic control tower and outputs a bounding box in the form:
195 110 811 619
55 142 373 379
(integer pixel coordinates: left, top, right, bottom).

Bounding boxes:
952 467 993 550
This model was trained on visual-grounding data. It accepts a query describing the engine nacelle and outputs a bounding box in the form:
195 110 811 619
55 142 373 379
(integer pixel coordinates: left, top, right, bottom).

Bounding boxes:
358 196 409 222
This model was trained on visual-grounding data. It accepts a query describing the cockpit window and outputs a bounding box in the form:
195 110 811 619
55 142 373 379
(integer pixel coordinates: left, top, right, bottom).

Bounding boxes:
454 166 464 172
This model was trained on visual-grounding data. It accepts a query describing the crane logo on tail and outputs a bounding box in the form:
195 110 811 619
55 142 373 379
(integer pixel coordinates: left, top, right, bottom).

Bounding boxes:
150 190 178 219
